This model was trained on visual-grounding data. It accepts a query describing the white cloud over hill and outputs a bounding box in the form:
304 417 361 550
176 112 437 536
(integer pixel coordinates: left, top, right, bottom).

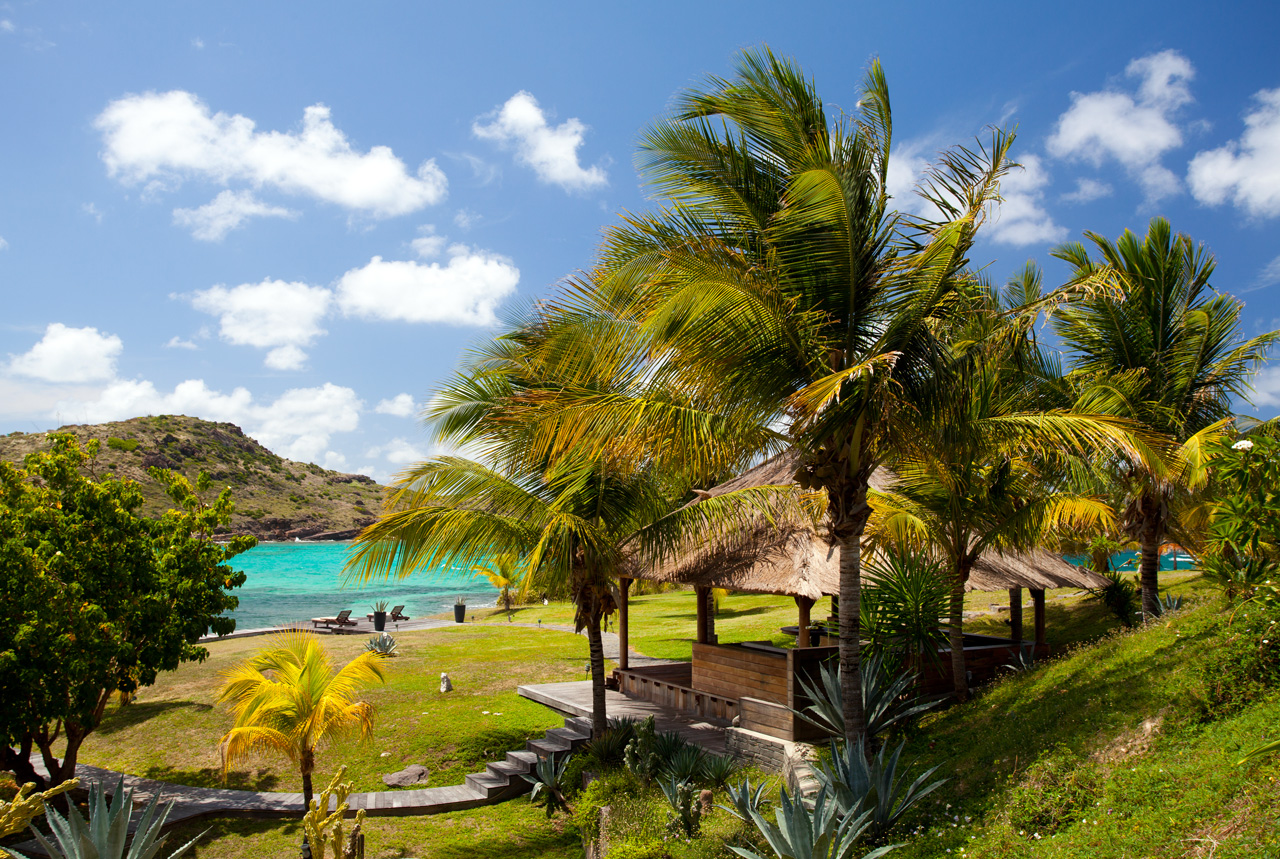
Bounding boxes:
190 279 332 371
335 248 519 326
8 323 123 383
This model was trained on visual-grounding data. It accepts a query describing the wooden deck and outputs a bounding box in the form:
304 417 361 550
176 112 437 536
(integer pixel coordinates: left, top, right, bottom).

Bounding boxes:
518 680 729 755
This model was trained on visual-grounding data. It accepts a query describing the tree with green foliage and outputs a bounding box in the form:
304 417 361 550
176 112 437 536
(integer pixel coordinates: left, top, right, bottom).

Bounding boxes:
1052 217 1278 617
540 48 1019 744
869 278 1128 698
218 632 386 810
0 434 253 789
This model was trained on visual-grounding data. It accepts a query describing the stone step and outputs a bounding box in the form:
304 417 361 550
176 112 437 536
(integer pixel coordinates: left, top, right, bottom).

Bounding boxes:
487 759 527 780
527 737 572 756
506 749 538 767
464 770 511 799
546 726 589 743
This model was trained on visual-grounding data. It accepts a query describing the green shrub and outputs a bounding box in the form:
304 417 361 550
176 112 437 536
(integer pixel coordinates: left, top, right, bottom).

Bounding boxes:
105 436 139 452
1198 599 1280 716
1004 748 1100 835
607 842 667 859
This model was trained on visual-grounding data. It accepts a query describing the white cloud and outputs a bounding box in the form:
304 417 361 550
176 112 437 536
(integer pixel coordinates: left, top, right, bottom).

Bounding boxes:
454 209 479 229
165 336 198 350
173 189 297 241
986 155 1067 246
190 279 331 368
1252 255 1280 292
82 202 102 223
336 247 518 326
1047 49 1194 202
8 323 123 383
366 437 430 465
0 20 13 34
1061 178 1113 204
1249 365 1280 408
473 91 607 192
375 393 416 417
191 37 204 49
0 236 7 250
411 225 446 258
1188 88 1280 218
95 90 447 217
54 378 363 465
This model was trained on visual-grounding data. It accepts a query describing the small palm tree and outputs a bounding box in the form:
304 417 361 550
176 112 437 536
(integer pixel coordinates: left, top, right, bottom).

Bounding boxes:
217 632 386 810
472 554 526 620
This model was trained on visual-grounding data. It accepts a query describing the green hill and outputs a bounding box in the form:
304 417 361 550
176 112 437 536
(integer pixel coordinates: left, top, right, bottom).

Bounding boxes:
893 589 1280 858
0 415 386 540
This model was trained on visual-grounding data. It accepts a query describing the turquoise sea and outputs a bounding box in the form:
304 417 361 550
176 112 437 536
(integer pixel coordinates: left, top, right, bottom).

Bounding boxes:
225 542 500 630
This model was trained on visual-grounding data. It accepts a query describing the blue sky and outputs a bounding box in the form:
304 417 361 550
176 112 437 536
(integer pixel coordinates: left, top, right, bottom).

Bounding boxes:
3 1 1280 481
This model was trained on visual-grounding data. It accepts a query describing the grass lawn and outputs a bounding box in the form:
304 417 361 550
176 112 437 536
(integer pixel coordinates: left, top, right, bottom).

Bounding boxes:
65 624 591 794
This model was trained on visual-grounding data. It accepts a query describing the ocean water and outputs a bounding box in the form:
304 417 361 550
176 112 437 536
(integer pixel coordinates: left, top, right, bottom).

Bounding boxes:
1062 550 1196 573
225 541 500 630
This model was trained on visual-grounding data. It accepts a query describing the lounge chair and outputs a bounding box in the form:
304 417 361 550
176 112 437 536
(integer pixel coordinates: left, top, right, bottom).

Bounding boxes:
312 609 357 631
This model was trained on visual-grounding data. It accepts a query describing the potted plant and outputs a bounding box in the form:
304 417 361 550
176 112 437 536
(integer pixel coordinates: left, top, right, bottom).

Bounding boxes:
453 595 467 623
371 600 389 632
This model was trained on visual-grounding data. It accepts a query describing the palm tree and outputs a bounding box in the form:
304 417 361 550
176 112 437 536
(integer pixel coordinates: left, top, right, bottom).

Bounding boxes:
346 300 778 739
568 48 1020 743
870 279 1123 698
1052 217 1278 616
217 632 386 810
472 554 526 621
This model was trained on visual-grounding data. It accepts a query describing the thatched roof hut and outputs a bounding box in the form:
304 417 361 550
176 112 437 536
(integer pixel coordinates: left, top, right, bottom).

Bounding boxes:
635 449 1109 599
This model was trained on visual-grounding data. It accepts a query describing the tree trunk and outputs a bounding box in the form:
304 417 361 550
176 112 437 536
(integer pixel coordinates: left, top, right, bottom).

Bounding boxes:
1 738 44 791
1139 513 1161 620
948 566 969 700
837 526 867 747
585 607 608 739
301 747 315 811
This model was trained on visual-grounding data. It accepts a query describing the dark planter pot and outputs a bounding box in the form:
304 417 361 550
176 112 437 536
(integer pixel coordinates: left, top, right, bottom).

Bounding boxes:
453 604 466 623
373 611 387 632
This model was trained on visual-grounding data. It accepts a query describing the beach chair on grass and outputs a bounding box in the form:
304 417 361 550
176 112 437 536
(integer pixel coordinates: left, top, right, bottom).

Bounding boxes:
312 609 357 631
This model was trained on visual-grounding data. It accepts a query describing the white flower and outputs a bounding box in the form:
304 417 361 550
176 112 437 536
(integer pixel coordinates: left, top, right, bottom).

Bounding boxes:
1233 439 1255 451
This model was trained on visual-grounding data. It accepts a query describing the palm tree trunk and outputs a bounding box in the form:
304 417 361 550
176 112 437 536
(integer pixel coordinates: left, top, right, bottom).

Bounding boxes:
1139 514 1161 620
585 608 608 739
948 561 972 701
301 748 315 811
838 532 865 746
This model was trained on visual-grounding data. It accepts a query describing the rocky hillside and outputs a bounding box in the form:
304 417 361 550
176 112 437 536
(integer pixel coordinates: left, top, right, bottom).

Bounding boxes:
0 415 386 541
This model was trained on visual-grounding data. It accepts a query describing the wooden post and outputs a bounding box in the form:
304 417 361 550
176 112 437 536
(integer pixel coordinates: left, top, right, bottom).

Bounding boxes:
706 587 717 644
1008 587 1023 642
618 577 632 671
695 586 709 644
795 596 814 648
1031 588 1046 646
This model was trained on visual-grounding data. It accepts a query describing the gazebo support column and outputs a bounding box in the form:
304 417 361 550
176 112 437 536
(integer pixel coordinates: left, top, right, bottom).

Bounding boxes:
618 577 632 671
1031 588 1046 646
695 586 709 644
795 596 814 648
1008 588 1023 643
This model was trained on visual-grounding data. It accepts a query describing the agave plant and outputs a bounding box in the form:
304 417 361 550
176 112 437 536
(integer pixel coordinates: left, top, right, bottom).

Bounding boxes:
1149 591 1186 617
13 776 204 859
729 785 897 859
662 744 709 784
719 778 769 822
364 632 399 656
814 737 946 840
795 653 943 742
521 754 570 818
699 751 742 788
999 643 1038 676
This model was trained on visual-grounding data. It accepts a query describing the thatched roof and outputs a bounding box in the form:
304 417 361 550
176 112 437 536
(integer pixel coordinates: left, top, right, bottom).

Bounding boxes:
636 450 1109 599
